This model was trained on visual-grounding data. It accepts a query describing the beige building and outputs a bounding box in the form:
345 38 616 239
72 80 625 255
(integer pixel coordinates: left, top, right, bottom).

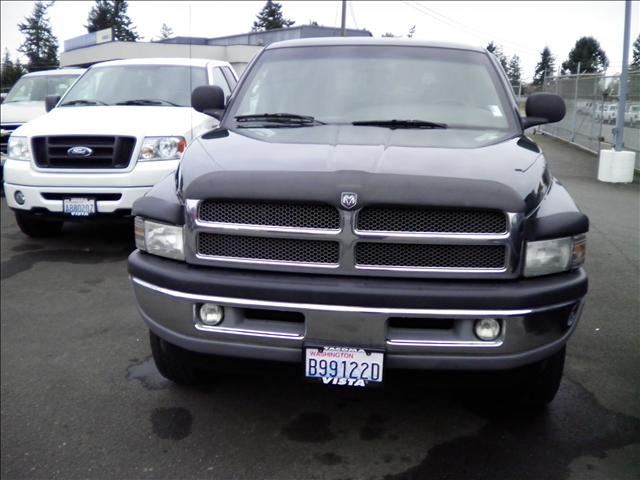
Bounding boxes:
60 25 372 76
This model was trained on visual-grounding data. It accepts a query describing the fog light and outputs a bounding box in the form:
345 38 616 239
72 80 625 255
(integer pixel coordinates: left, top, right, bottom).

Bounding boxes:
474 318 501 341
14 191 25 205
199 303 224 325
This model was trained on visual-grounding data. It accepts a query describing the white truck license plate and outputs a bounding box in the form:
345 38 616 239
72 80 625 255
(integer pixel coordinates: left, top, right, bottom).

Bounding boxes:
63 198 96 217
305 346 384 387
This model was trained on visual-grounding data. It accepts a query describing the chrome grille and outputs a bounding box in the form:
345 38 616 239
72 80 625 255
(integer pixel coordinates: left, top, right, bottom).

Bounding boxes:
186 199 519 279
198 200 340 229
198 233 340 265
355 243 506 270
31 136 136 169
357 207 507 234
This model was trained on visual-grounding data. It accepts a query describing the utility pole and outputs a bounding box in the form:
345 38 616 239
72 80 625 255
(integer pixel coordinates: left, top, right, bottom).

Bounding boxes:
597 0 635 183
341 0 347 36
613 0 631 151
571 62 581 142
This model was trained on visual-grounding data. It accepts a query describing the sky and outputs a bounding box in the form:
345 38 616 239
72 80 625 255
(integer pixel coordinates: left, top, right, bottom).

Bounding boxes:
1 0 638 81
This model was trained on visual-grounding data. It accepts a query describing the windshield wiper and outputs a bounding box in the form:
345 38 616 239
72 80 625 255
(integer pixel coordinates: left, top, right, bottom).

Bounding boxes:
352 119 447 129
60 99 109 106
115 99 181 106
235 113 325 125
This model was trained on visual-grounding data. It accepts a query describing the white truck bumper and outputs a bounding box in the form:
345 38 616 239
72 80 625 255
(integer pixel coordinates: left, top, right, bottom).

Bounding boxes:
4 158 179 214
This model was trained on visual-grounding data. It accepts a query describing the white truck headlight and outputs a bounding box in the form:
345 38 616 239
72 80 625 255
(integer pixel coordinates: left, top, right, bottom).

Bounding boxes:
135 217 184 261
7 136 32 161
138 136 186 161
524 235 586 277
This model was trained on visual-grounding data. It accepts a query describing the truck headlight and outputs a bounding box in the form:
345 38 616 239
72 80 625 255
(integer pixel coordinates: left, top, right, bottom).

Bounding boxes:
524 235 586 277
135 217 184 261
138 136 186 161
7 136 32 161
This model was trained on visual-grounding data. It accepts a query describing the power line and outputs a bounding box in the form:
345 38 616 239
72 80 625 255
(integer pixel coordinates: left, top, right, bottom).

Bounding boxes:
349 1 359 30
402 1 540 59
408 1 541 55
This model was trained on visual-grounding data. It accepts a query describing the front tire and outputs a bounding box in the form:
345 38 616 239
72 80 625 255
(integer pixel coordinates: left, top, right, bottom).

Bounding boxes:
15 211 63 237
510 346 566 408
149 330 207 385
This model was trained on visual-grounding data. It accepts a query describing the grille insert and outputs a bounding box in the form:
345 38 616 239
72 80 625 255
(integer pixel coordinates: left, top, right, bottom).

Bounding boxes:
41 193 122 201
31 136 136 169
198 233 340 264
355 243 506 270
198 200 340 230
357 207 507 234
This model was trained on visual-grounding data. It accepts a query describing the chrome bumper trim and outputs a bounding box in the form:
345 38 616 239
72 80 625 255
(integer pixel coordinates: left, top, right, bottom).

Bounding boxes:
131 276 577 318
194 323 304 340
387 338 503 348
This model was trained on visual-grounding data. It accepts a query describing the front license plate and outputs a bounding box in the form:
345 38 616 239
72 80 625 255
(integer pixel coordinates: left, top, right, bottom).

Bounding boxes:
305 346 384 387
63 198 96 217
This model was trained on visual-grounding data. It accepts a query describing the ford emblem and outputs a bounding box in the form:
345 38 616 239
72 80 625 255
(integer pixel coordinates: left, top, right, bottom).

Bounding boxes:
340 192 358 209
67 146 93 157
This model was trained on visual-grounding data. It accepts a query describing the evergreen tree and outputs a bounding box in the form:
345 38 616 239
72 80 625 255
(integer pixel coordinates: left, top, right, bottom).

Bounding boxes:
561 36 608 74
407 25 416 38
159 23 173 40
533 46 556 85
507 55 522 85
486 41 508 72
382 32 396 38
86 0 140 41
252 1 294 32
17 1 58 72
631 34 640 72
1 49 27 91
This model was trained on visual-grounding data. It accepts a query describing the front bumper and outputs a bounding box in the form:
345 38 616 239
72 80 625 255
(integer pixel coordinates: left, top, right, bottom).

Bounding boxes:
3 158 179 214
128 251 588 371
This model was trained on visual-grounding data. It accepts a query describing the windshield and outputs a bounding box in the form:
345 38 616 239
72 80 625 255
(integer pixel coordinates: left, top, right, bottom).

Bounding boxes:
5 74 80 103
60 65 208 107
229 45 517 131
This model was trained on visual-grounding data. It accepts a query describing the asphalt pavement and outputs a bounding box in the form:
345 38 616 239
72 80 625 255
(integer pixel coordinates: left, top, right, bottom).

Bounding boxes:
1 134 639 480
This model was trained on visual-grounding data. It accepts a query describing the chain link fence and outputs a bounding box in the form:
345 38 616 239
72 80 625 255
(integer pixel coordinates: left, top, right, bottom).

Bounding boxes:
532 72 640 168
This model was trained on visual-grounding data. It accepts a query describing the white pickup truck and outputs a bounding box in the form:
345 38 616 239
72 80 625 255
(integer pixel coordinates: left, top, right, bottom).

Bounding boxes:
1 68 85 179
625 104 640 127
4 58 237 237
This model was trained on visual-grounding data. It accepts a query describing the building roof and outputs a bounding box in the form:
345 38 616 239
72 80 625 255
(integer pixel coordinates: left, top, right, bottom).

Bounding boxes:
159 25 372 48
88 57 231 68
266 37 485 52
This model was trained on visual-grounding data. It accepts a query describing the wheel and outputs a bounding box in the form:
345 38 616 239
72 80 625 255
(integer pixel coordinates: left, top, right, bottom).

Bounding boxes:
509 346 566 408
15 211 63 237
149 330 207 385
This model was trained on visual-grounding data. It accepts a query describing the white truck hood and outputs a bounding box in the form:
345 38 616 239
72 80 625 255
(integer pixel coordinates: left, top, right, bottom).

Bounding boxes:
1 101 46 125
12 105 217 140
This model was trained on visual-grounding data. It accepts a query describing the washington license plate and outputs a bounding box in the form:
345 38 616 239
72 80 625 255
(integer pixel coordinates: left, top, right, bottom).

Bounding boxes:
63 198 96 217
305 346 384 387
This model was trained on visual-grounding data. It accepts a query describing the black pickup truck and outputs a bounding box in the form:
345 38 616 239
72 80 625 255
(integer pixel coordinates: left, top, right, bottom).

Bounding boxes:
128 38 588 406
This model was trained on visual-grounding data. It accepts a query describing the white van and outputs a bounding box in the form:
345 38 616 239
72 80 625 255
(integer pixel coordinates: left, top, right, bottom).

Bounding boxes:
3 58 237 236
1 68 85 164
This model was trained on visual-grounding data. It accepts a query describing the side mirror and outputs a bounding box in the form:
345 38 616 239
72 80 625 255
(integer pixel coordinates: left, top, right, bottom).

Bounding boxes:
45 95 61 113
0 95 5 104
191 85 225 119
521 93 566 129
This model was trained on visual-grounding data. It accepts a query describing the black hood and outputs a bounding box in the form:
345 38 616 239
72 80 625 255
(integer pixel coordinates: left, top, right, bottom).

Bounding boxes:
181 125 549 214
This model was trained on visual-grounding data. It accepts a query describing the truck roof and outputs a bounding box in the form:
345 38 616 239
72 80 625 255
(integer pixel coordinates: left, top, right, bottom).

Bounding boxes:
21 68 86 77
265 37 486 53
89 58 231 69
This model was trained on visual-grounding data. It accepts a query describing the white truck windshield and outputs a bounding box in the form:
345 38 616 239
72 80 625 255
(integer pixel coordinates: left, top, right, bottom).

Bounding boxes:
60 65 208 107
